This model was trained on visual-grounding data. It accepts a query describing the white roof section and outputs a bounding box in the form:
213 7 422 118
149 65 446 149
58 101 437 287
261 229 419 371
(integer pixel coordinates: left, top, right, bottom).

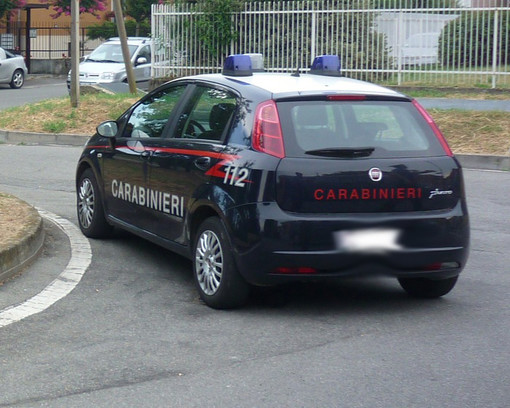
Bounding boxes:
196 72 404 99
105 37 151 44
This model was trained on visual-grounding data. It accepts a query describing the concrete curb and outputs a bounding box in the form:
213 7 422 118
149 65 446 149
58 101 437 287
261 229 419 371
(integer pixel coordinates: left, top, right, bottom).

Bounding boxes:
0 198 45 284
0 129 88 147
1 129 508 171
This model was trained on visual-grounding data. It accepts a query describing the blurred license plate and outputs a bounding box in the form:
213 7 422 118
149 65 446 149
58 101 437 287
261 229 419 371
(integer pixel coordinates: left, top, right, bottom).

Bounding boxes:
334 228 402 251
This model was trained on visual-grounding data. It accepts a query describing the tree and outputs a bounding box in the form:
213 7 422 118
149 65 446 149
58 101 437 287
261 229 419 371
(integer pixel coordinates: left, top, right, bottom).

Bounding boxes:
439 10 510 68
372 0 460 8
195 0 242 58
0 0 26 20
43 0 108 19
87 0 162 40
87 19 151 40
124 0 157 36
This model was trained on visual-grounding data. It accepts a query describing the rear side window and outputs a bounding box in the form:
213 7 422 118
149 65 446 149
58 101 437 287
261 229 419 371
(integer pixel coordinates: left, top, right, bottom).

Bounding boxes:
174 85 237 141
277 100 446 158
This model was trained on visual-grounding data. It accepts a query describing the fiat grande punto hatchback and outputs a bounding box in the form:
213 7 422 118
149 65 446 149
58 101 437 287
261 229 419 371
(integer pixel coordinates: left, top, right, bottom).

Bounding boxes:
76 54 469 309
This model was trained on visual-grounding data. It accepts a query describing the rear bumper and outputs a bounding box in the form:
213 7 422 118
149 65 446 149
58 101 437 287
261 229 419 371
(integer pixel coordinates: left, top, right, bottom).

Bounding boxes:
226 201 469 286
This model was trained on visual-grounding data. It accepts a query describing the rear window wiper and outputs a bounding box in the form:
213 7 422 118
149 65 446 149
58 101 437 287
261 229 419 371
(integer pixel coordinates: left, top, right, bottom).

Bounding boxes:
304 147 375 158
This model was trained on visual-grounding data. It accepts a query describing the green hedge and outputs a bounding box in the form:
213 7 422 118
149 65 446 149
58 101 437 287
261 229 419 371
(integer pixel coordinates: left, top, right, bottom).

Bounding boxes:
86 20 151 41
439 11 510 67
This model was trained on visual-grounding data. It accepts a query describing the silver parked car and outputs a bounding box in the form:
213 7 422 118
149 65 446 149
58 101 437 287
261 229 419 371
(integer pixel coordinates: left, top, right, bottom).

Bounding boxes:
67 37 152 89
0 47 27 89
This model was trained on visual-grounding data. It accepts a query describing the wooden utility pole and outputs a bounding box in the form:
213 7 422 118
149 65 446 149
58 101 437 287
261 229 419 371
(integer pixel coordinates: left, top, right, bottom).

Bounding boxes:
70 0 80 107
112 0 137 94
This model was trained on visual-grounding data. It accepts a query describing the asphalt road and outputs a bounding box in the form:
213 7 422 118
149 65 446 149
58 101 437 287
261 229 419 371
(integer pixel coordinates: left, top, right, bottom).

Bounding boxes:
0 76 68 109
0 77 509 407
0 143 509 407
418 97 510 112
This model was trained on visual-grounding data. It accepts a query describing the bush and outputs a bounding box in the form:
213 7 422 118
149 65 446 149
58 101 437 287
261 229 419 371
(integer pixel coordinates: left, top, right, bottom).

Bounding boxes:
86 20 151 41
439 10 510 67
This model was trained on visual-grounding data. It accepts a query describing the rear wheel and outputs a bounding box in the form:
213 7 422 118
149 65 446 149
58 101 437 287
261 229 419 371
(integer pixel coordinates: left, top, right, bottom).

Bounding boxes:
10 69 24 89
77 169 112 238
398 276 458 298
193 217 250 309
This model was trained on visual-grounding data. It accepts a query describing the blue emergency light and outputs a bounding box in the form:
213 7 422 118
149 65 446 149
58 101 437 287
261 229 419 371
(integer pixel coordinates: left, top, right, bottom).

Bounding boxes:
222 54 253 76
309 55 342 76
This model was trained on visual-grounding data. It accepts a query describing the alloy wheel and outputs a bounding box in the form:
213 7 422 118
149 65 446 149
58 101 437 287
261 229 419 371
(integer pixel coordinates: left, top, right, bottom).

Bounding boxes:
78 178 95 229
12 71 23 88
195 230 223 295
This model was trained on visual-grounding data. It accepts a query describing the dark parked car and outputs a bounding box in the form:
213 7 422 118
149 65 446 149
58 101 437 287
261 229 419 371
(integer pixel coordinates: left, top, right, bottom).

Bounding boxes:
76 54 469 308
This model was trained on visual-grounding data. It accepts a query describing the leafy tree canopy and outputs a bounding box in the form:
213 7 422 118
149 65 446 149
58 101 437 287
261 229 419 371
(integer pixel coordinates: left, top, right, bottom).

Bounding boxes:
41 0 108 19
0 0 26 20
124 0 161 24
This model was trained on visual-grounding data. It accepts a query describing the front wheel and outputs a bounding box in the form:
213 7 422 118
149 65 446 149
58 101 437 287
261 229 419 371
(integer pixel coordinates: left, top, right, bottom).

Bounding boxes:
10 69 24 89
398 276 458 298
193 217 250 309
77 169 112 238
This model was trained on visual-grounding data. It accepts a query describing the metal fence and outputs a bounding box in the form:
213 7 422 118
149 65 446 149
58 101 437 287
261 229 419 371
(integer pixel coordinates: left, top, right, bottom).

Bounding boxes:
0 22 102 59
151 0 510 88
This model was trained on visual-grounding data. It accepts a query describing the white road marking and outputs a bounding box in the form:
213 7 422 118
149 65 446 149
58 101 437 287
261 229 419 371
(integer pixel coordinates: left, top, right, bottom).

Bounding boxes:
0 209 91 328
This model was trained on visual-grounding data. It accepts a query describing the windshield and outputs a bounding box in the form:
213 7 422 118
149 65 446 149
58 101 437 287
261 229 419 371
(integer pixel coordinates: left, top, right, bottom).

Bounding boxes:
277 100 446 159
87 43 138 63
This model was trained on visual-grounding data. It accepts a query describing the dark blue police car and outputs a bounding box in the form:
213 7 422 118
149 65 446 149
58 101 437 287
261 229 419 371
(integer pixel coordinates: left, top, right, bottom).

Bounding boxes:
76 54 470 309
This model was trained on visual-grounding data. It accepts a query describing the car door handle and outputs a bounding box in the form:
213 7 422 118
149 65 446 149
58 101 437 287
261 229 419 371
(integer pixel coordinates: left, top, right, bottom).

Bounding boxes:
194 156 211 170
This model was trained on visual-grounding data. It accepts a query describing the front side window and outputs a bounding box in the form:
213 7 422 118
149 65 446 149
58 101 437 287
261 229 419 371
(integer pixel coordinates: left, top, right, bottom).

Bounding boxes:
174 86 237 141
137 45 151 64
123 85 187 139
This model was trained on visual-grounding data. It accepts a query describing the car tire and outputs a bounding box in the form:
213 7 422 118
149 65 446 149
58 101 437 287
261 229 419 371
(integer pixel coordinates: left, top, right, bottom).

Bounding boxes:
398 276 458 298
193 217 250 309
10 69 24 89
77 168 112 238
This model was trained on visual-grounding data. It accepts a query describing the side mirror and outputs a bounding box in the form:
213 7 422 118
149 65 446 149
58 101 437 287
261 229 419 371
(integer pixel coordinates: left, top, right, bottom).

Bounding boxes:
136 56 148 66
97 121 118 138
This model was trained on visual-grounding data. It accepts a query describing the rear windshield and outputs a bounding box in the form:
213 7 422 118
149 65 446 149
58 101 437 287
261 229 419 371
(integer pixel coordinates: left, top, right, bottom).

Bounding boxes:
277 100 446 158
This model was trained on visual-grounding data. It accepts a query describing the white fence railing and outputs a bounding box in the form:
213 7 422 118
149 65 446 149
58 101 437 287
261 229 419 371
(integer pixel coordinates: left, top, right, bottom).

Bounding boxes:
151 0 510 88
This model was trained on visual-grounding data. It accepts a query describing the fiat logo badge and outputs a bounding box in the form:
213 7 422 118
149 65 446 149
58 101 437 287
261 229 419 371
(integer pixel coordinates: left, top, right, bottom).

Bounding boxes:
369 167 382 182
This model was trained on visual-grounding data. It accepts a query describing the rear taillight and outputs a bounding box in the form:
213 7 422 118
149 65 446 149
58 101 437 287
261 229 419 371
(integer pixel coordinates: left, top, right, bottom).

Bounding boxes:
252 100 285 158
412 99 453 157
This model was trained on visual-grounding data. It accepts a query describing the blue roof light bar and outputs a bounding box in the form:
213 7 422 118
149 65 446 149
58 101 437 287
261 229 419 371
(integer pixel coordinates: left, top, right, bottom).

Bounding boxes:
309 55 342 77
222 54 253 76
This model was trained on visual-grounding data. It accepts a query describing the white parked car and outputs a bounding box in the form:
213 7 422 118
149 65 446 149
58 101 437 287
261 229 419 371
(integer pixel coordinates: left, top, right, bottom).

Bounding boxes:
0 47 27 89
67 37 152 89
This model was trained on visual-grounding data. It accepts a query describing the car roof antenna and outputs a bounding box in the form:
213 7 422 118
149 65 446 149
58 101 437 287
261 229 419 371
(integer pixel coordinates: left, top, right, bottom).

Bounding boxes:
291 67 300 77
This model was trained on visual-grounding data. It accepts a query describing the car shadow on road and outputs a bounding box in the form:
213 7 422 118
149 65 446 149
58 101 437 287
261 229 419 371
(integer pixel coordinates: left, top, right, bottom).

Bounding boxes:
248 279 435 311
109 229 452 315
